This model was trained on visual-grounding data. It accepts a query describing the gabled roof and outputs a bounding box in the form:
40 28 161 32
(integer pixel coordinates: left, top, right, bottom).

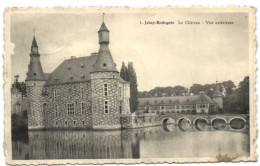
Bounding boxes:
46 54 98 85
138 95 215 107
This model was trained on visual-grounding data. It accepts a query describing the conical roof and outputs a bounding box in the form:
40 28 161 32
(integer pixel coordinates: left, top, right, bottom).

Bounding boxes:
32 36 38 48
99 22 109 32
213 82 222 97
92 45 118 72
92 22 117 73
26 36 46 81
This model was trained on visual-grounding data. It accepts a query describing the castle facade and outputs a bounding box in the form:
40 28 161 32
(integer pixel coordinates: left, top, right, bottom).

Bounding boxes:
25 21 131 130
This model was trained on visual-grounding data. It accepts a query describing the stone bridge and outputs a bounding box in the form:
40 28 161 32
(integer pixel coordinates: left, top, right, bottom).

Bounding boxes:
159 113 249 126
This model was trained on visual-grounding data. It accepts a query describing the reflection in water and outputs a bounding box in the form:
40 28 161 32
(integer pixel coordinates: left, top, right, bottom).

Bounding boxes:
12 125 250 160
178 118 191 131
163 124 175 132
195 119 209 131
230 119 246 129
212 119 227 130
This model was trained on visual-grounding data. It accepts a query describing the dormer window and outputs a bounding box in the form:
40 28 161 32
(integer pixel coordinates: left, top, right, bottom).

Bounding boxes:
81 64 84 68
34 73 36 76
81 75 85 79
103 63 107 68
54 76 58 80
68 66 71 70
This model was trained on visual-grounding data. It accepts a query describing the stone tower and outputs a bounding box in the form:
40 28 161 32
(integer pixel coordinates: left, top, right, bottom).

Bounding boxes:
90 17 121 130
213 81 223 109
25 35 46 130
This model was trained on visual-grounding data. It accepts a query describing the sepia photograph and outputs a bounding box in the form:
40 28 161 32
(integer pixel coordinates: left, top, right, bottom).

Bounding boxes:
4 7 256 164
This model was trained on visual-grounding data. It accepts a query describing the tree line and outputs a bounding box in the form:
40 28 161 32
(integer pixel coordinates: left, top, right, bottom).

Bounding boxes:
138 80 236 98
138 77 249 114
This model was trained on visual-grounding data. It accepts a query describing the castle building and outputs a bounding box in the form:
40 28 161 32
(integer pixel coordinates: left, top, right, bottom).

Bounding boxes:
25 20 130 130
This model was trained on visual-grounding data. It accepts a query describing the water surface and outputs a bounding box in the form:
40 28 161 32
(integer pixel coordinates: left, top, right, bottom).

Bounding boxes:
12 125 249 160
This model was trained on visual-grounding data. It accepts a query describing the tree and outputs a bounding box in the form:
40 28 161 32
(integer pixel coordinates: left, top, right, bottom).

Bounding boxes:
238 76 249 113
190 84 204 95
222 80 236 95
127 62 138 113
223 76 249 114
119 62 129 81
12 82 27 96
172 85 186 96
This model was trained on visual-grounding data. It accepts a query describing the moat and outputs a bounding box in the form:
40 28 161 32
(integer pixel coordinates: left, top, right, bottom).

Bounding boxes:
12 123 249 160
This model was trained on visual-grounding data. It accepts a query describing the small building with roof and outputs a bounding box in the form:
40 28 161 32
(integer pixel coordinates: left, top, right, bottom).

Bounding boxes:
138 92 218 115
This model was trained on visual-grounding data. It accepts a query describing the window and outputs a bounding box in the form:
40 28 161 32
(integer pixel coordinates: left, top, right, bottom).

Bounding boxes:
103 63 107 67
81 87 84 99
81 102 84 114
103 84 108 96
55 105 58 116
54 89 57 100
65 121 67 125
113 74 115 78
73 121 76 125
67 103 75 115
177 105 179 109
55 121 58 125
119 87 122 97
160 106 165 110
81 64 84 68
81 75 85 79
145 105 150 111
120 101 122 114
43 103 47 111
68 65 71 70
82 121 85 126
104 100 109 114
34 73 36 76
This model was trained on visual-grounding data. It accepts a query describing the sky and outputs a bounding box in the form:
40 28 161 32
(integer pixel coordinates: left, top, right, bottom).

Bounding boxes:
10 11 249 91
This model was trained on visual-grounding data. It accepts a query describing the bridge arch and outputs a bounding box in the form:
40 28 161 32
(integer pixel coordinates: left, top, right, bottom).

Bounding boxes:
193 118 209 125
228 117 246 124
210 118 228 125
229 117 247 130
162 117 175 125
177 117 191 125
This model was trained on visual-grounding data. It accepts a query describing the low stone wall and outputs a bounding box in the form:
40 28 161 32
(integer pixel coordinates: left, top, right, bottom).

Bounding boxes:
121 113 161 129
